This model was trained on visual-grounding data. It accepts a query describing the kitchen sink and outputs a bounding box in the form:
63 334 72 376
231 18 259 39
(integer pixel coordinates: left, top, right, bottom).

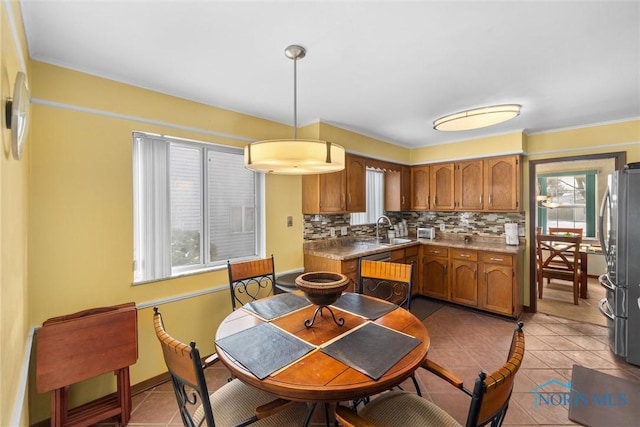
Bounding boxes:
380 238 415 246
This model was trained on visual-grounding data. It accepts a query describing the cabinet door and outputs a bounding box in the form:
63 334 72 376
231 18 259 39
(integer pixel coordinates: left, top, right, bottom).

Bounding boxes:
430 163 455 210
480 263 514 316
406 254 419 295
384 169 402 211
422 256 448 299
450 259 478 306
455 160 483 210
319 171 346 213
401 166 412 211
346 155 366 212
484 155 520 211
411 166 430 210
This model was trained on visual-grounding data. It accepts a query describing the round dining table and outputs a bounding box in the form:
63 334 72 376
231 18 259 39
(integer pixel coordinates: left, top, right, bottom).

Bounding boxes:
214 292 430 404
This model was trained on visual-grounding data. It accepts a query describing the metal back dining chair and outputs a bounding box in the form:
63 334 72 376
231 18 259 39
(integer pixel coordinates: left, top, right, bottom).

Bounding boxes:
358 259 414 310
152 307 308 427
335 322 525 427
536 233 582 305
227 256 278 310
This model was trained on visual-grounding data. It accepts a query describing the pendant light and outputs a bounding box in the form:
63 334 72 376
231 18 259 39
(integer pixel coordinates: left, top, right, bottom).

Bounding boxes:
244 45 345 174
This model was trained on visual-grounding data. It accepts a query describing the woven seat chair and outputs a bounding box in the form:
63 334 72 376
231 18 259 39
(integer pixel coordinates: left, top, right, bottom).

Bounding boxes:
336 321 525 427
152 307 308 427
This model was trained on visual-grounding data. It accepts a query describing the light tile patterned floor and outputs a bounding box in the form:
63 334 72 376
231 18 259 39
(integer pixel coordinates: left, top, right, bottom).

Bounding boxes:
100 303 640 426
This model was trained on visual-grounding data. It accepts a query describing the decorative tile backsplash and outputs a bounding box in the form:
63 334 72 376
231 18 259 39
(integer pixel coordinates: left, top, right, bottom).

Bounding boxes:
303 211 525 241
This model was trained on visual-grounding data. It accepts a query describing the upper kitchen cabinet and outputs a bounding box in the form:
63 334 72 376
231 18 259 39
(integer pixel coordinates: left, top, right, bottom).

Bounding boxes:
430 163 455 210
345 154 367 212
484 155 521 211
455 159 484 210
302 153 366 214
410 165 430 210
384 165 411 211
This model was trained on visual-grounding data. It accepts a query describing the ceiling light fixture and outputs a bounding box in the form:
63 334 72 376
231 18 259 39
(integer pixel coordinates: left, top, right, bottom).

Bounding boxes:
433 104 521 131
244 45 345 174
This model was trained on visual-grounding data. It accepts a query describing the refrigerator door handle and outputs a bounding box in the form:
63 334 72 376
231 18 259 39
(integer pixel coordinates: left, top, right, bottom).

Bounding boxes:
599 273 615 291
599 298 615 321
599 185 611 259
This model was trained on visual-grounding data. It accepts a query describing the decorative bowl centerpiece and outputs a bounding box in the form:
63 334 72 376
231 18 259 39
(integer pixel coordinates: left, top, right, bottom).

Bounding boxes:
295 271 349 328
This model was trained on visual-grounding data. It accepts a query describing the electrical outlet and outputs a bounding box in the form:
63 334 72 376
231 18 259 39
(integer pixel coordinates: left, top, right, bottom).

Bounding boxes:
287 216 293 227
439 223 446 232
329 227 336 237
340 226 348 236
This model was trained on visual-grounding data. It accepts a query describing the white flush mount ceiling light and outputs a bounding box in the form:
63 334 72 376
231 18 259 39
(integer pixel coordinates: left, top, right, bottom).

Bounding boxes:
244 45 345 174
433 104 521 132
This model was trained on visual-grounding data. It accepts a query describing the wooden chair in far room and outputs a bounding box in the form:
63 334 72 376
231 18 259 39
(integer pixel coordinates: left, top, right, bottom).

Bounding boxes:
548 227 583 237
152 307 308 427
536 232 582 305
546 227 584 283
227 256 277 310
358 259 414 310
336 321 525 427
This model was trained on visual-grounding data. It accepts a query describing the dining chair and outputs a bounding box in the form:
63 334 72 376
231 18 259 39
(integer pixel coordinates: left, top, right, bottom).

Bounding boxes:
358 259 414 310
357 258 419 398
152 307 308 427
335 321 525 427
228 256 278 310
536 233 582 305
548 227 583 237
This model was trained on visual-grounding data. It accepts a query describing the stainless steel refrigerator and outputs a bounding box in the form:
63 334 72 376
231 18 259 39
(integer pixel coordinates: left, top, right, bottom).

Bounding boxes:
598 164 640 366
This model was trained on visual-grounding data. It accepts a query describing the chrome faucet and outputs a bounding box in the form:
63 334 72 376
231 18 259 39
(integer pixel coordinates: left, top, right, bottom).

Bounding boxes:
376 215 392 241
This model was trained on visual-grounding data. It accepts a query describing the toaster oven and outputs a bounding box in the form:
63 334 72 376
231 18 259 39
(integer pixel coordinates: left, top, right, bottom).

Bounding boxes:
417 227 435 239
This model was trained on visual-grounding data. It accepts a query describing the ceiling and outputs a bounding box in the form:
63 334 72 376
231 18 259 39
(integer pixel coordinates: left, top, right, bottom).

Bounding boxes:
19 1 640 149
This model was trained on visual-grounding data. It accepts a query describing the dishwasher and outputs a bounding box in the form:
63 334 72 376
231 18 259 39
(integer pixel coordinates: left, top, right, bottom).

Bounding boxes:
361 251 391 262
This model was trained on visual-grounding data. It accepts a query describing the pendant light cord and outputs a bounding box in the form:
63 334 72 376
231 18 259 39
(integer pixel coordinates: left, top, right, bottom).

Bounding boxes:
293 54 298 139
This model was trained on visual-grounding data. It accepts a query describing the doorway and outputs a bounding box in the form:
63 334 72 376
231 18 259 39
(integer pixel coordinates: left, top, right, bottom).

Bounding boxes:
528 151 627 323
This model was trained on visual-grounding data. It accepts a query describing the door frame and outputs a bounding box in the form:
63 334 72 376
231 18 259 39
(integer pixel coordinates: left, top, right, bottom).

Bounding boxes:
527 151 627 312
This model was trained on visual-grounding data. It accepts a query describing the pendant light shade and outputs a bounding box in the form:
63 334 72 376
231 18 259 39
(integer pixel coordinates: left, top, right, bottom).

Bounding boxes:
244 45 345 174
245 139 345 175
433 104 521 131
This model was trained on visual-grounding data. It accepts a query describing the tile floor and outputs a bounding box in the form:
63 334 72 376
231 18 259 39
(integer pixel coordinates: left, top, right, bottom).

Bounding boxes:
106 303 640 426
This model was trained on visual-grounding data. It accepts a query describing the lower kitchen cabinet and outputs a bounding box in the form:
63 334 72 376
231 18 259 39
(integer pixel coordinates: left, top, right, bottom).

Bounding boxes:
304 254 358 292
419 245 522 318
420 245 449 299
479 251 522 317
450 248 478 307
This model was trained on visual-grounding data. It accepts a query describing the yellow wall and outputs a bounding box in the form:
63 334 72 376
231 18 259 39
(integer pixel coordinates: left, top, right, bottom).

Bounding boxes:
26 61 306 422
411 131 525 164
1 1 30 425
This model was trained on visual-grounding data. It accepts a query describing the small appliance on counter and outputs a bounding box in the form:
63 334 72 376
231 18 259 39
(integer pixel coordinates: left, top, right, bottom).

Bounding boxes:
417 227 435 240
504 223 519 245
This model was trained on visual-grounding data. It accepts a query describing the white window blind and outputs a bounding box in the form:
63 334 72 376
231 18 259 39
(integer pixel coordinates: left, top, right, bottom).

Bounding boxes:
351 169 384 225
133 132 262 283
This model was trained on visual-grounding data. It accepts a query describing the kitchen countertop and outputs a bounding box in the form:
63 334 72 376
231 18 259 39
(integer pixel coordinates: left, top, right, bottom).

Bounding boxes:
304 234 525 261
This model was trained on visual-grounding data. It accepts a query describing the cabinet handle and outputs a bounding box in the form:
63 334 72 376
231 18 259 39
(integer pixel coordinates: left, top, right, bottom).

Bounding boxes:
480 195 483 205
402 195 405 205
489 194 493 206
460 253 470 258
485 271 488 282
474 268 477 279
348 193 352 205
490 257 504 262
